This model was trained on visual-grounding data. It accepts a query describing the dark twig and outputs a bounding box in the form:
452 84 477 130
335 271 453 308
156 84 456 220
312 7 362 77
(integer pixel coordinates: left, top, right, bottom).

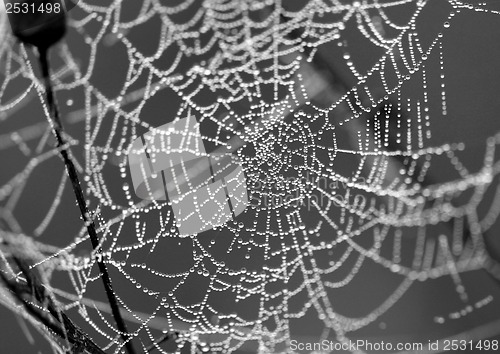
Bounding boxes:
0 256 107 354
37 48 137 354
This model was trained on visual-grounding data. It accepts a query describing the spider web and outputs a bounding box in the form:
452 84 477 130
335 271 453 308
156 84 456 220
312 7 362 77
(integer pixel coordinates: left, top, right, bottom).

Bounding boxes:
1 0 500 353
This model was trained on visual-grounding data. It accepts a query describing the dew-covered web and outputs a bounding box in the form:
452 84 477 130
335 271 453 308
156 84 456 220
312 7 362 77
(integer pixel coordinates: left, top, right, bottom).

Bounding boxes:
2 0 500 353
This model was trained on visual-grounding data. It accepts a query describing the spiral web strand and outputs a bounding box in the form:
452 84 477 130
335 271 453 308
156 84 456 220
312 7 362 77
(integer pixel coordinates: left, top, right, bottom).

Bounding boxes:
1 0 500 353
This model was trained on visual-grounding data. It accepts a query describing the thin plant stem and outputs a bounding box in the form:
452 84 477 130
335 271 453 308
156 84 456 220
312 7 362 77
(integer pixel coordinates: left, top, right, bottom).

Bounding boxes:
0 256 107 354
37 47 137 354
